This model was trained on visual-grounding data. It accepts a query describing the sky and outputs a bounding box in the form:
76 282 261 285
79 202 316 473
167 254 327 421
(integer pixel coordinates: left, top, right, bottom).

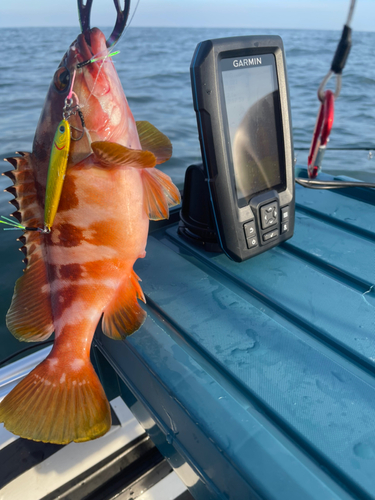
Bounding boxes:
0 0 374 31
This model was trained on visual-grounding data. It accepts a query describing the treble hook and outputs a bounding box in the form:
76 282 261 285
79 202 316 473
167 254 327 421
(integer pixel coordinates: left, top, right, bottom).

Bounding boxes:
77 0 131 48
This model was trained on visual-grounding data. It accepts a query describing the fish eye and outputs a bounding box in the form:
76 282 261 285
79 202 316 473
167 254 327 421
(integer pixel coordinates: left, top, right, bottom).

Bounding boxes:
59 126 65 133
54 67 70 92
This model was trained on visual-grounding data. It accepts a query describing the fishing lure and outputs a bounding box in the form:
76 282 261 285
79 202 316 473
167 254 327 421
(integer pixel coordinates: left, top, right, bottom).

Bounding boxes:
0 216 37 231
76 50 120 68
43 69 82 232
43 119 71 232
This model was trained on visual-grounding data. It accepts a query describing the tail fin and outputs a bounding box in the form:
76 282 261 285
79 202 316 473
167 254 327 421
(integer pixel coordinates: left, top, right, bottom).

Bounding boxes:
0 354 111 444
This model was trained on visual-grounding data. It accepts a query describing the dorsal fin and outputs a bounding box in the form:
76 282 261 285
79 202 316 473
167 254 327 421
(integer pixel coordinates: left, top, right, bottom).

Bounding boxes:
91 141 156 169
136 121 172 164
4 154 54 342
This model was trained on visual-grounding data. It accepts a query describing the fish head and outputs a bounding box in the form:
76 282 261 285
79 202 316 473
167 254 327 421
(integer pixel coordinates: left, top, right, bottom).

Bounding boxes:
33 28 140 179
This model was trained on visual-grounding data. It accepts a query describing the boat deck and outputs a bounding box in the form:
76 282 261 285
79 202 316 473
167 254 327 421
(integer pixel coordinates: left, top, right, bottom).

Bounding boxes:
95 169 375 500
0 349 192 499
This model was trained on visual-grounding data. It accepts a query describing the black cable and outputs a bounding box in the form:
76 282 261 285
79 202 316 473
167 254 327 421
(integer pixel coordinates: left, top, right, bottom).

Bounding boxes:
0 340 54 368
330 0 355 75
331 24 352 75
296 178 375 189
295 147 374 151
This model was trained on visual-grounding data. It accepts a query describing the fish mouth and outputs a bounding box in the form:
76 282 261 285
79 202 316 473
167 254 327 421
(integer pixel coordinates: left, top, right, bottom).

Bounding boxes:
65 28 113 139
75 28 108 72
73 28 111 97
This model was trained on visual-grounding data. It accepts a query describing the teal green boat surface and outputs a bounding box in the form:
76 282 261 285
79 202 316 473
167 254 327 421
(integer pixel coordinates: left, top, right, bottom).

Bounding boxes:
93 168 375 500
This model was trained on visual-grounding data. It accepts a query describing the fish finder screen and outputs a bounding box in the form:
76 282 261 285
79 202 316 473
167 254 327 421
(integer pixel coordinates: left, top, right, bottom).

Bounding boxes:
221 53 286 206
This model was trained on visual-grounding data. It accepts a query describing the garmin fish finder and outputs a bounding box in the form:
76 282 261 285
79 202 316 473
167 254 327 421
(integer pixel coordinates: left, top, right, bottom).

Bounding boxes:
180 35 295 262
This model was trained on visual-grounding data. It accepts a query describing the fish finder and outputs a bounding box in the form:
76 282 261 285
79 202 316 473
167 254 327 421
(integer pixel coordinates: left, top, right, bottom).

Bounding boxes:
180 36 295 262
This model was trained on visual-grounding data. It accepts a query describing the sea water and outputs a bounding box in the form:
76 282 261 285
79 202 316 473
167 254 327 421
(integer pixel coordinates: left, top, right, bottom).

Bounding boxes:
0 26 374 360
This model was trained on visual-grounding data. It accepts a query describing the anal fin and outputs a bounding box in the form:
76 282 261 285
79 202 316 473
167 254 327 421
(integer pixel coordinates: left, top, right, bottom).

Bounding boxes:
102 270 146 340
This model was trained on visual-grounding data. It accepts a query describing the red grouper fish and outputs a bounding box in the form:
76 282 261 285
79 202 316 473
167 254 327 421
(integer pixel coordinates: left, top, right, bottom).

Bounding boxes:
0 27 180 444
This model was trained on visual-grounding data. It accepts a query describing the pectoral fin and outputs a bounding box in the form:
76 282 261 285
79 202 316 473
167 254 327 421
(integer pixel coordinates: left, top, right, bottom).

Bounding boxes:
142 168 181 220
102 270 146 340
92 141 156 169
136 121 172 164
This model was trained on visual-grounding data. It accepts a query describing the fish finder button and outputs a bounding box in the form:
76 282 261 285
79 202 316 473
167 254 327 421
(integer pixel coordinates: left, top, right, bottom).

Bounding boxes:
246 236 258 249
281 221 289 234
263 229 279 242
260 202 279 230
244 221 256 239
281 206 290 221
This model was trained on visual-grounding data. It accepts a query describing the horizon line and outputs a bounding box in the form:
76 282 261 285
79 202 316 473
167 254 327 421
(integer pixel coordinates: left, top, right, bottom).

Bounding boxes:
0 25 374 33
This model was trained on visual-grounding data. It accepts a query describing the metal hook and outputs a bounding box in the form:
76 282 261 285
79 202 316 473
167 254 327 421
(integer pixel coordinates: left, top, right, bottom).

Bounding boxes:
307 90 335 179
317 70 342 103
77 0 93 34
77 0 131 48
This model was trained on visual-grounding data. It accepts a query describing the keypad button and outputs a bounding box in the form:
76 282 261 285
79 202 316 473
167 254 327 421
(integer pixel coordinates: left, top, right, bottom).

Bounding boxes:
281 206 289 221
263 229 279 242
260 202 279 229
246 236 258 249
281 221 289 234
243 221 256 239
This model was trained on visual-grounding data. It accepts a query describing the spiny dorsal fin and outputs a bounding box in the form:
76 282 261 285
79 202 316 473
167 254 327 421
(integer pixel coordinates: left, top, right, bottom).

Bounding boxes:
4 154 54 342
142 168 181 220
136 121 172 164
92 141 156 169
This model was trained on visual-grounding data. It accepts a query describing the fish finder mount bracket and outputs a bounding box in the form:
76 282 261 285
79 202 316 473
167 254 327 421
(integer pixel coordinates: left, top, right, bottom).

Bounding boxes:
179 35 295 262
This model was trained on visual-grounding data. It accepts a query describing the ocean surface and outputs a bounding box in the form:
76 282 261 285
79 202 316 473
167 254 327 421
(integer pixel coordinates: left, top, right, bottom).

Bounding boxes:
0 26 374 362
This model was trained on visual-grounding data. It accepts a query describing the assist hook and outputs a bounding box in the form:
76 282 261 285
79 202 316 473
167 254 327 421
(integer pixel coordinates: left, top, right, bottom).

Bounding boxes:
77 0 131 48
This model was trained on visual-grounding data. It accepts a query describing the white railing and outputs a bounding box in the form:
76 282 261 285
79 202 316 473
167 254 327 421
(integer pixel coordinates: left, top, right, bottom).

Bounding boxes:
0 346 52 402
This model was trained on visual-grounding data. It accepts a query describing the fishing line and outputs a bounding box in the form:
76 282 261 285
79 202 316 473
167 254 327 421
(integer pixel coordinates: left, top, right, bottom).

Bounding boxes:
346 0 356 25
80 56 108 109
79 49 121 107
122 0 141 36
77 50 121 107
76 50 120 69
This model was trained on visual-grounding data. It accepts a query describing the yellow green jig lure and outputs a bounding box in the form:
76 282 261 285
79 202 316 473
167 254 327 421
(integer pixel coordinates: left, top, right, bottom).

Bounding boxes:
43 119 71 232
